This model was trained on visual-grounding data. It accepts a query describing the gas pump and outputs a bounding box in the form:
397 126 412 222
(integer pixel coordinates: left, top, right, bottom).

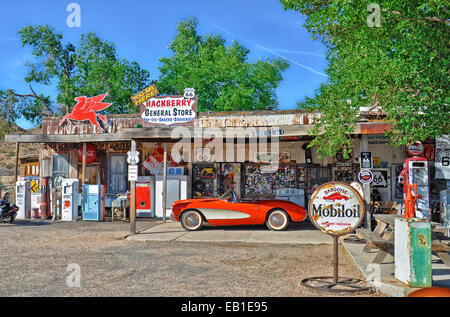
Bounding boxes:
15 180 31 219
61 179 79 221
399 157 430 219
40 177 51 218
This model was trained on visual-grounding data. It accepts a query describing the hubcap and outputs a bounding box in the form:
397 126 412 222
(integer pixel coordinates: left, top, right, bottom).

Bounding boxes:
270 213 285 227
186 213 200 227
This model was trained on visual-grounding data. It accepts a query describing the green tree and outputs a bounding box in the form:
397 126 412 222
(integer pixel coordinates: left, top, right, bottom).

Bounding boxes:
157 17 289 112
0 25 151 125
282 0 449 158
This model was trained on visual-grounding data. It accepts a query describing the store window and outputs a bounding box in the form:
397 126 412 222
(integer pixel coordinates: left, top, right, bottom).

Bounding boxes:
108 154 127 193
52 153 69 181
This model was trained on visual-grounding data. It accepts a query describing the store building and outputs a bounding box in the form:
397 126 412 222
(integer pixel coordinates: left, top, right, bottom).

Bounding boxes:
7 105 434 217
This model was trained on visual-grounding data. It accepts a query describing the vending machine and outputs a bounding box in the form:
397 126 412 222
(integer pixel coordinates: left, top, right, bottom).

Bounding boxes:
155 172 188 219
61 179 79 221
15 180 31 219
136 176 155 217
82 184 105 221
400 157 430 219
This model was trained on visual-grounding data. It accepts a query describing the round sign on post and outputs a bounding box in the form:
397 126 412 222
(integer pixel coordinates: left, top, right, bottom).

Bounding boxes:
301 182 368 293
308 182 365 236
407 141 424 157
358 169 374 184
78 143 97 164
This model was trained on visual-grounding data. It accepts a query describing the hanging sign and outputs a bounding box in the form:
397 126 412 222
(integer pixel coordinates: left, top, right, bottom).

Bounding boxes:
78 143 97 164
59 93 112 133
308 182 365 236
140 88 197 126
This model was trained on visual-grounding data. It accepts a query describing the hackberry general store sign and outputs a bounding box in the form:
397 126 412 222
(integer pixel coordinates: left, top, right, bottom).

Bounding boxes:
308 182 365 236
140 88 197 126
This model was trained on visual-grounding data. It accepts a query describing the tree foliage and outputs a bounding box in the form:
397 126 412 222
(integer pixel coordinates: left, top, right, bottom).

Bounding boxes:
0 25 151 125
282 0 449 158
157 17 289 112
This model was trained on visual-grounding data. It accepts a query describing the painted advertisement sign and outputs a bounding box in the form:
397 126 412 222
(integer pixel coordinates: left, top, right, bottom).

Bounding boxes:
308 182 365 236
143 146 178 175
140 89 197 126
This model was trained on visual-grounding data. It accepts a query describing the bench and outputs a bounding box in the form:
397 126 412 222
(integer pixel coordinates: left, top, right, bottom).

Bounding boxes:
355 228 394 264
373 214 450 267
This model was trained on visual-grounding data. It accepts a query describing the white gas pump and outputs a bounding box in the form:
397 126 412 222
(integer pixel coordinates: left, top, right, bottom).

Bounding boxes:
15 180 31 219
61 179 79 221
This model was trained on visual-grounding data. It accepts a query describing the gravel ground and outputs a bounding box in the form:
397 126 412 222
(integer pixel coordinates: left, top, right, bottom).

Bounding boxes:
0 219 385 297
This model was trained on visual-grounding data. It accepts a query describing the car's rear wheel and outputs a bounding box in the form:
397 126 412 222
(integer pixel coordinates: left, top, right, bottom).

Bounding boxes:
266 209 289 231
180 209 203 231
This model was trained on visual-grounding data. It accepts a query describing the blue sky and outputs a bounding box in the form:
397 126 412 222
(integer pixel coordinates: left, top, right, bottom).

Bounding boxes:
0 0 328 129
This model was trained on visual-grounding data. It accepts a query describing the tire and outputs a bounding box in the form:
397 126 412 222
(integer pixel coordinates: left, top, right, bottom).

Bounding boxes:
266 209 290 231
180 209 203 231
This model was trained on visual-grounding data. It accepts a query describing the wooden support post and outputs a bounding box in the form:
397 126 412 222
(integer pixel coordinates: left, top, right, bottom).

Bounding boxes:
13 142 19 203
162 144 167 222
333 235 339 283
130 139 136 234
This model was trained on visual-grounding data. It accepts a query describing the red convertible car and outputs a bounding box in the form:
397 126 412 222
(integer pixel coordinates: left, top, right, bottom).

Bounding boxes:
172 189 307 231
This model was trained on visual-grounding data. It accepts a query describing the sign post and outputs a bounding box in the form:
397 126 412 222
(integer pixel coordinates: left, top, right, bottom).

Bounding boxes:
128 140 139 234
301 182 369 292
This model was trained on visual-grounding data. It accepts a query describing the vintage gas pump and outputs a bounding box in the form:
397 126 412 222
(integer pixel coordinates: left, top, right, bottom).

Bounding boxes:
15 180 31 219
399 157 430 219
61 179 79 221
39 177 51 218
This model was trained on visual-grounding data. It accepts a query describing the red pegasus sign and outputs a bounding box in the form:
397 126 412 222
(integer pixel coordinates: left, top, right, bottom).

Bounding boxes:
59 93 112 132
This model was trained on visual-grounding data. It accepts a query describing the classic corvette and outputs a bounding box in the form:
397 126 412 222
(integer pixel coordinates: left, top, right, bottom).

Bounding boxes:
172 189 307 231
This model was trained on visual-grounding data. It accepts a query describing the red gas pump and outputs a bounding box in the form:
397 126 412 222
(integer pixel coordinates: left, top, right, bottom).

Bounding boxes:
399 157 430 219
39 177 51 219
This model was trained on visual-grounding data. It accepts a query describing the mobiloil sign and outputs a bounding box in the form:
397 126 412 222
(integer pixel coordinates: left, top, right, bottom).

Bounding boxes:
308 182 365 236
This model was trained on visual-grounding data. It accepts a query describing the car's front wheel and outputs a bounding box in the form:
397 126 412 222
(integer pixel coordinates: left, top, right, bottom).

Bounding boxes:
180 209 203 231
266 209 290 231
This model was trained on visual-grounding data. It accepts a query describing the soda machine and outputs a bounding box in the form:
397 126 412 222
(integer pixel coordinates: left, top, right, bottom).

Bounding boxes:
15 180 31 219
136 176 155 217
155 168 188 219
82 184 105 221
61 179 79 221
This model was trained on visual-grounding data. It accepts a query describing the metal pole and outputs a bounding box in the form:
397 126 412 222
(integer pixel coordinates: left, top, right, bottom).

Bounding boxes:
360 135 371 229
130 140 136 234
162 144 167 222
333 235 339 283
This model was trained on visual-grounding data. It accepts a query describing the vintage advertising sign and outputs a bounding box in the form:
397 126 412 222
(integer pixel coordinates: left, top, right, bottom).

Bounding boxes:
130 84 159 107
78 143 97 164
140 94 197 126
59 93 112 133
407 141 424 157
435 135 450 179
308 182 365 236
358 169 374 184
143 146 178 175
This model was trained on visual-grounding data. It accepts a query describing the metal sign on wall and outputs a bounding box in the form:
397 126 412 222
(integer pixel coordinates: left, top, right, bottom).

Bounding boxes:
140 90 197 126
435 135 450 179
308 182 365 236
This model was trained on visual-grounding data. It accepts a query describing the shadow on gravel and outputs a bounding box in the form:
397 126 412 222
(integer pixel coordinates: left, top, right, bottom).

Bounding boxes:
0 220 52 226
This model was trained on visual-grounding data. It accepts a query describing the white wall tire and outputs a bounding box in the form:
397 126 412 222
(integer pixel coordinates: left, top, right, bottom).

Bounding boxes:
266 209 289 231
180 209 203 231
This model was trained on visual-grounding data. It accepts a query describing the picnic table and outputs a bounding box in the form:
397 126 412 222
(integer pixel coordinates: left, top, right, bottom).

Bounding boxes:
354 214 450 266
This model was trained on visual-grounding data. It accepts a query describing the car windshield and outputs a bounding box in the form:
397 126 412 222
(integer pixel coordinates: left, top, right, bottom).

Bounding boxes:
219 189 238 202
